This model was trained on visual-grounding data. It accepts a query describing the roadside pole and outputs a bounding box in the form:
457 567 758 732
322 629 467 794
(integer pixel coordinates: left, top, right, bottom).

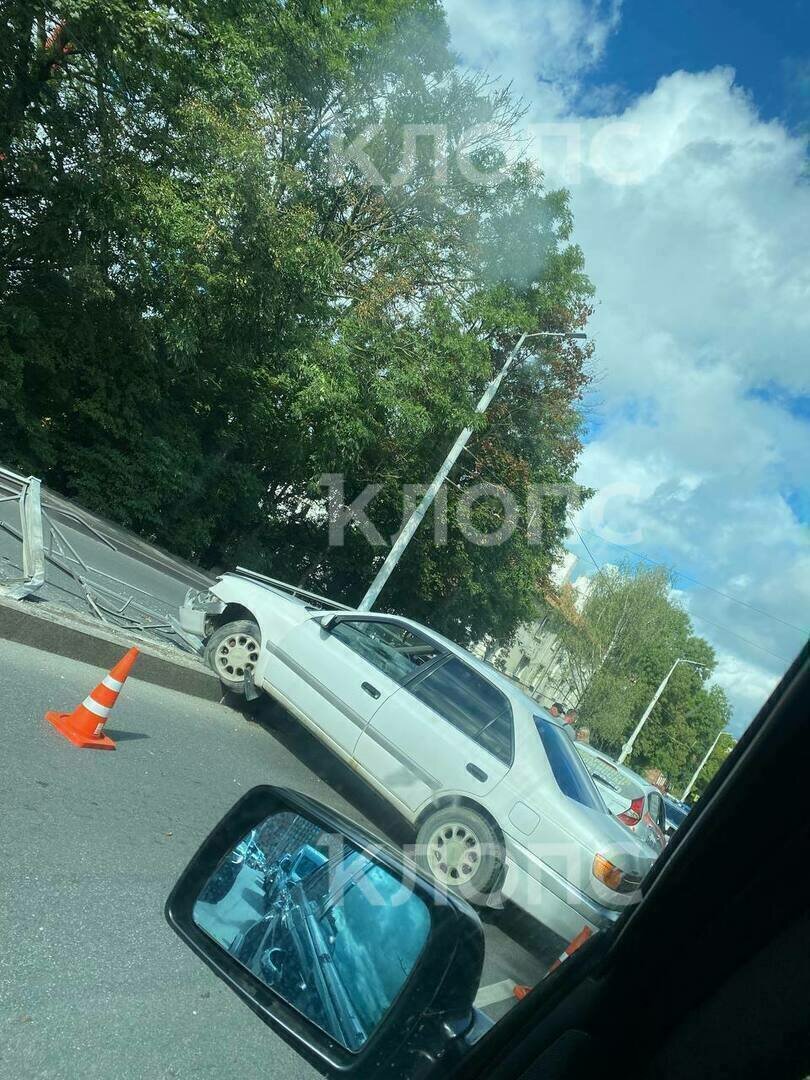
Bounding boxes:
681 730 726 801
618 657 708 764
357 330 586 611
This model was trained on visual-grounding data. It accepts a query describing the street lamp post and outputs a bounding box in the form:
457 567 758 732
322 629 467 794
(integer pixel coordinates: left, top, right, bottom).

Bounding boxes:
681 730 726 801
617 657 708 764
357 330 587 612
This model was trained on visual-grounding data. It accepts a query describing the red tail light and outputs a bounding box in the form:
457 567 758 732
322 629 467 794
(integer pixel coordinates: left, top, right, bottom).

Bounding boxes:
617 796 644 827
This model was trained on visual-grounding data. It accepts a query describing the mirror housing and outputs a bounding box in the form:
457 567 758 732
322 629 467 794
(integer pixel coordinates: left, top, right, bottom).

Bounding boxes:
166 787 486 1077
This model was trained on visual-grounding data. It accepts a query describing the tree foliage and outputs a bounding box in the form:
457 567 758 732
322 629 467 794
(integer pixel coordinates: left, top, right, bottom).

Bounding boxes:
544 565 732 790
1 0 593 644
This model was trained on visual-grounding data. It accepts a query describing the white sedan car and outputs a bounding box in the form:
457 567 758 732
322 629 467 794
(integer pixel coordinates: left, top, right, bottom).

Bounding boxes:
181 569 655 943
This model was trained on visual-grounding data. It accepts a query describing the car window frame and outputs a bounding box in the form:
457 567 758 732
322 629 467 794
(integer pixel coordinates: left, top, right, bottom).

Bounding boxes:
323 614 448 686
404 654 516 767
534 716 607 812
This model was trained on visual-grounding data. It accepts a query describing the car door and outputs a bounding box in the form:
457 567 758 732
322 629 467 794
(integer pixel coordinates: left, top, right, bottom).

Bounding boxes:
353 655 513 814
265 614 443 759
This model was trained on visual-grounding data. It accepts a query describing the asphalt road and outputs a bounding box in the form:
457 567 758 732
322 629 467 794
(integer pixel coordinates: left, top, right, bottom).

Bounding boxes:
1 640 557 1080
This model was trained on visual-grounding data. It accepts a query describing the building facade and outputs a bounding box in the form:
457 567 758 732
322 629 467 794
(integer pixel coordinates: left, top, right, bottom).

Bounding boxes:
474 554 590 712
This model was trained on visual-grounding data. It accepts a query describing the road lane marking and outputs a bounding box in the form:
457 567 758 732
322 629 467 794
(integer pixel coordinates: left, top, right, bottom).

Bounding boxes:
474 979 518 1008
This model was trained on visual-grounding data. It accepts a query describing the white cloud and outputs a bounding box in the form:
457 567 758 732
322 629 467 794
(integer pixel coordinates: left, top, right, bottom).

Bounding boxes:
444 0 622 115
444 1 810 733
711 647 786 737
563 68 810 392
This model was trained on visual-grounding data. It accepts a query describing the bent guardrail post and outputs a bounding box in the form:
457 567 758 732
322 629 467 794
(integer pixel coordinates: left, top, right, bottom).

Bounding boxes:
1 474 46 600
1 461 211 653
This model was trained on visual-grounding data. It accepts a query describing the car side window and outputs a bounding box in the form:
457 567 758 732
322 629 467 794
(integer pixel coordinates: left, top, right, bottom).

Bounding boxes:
648 792 665 830
409 657 513 763
329 619 443 684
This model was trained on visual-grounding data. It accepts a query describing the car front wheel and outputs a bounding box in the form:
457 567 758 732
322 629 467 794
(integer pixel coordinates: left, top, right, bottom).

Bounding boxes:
204 619 261 694
415 805 504 904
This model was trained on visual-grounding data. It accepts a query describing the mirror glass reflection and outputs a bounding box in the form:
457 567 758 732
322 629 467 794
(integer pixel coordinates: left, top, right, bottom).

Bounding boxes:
193 811 430 1051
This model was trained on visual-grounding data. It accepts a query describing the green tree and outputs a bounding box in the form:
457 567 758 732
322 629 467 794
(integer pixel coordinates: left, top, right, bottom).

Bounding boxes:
1 0 593 646
544 564 732 790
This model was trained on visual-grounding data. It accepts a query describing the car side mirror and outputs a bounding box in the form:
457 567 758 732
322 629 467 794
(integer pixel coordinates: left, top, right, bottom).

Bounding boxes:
165 787 487 1076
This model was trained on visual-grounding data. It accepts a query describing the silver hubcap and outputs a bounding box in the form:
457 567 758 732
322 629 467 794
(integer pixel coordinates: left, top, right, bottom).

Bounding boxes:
215 632 260 680
426 822 481 886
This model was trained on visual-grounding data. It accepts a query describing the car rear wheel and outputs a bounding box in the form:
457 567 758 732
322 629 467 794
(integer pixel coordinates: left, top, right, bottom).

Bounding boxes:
205 619 261 694
415 805 504 904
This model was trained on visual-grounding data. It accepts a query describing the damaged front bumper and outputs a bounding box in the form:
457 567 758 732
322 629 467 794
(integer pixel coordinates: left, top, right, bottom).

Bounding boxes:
178 586 225 637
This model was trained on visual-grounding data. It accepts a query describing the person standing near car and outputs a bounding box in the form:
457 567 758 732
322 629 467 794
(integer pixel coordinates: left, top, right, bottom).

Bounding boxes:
550 702 564 718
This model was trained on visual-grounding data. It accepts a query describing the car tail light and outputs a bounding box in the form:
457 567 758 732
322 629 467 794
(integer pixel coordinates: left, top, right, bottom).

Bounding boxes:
617 796 645 827
593 854 641 894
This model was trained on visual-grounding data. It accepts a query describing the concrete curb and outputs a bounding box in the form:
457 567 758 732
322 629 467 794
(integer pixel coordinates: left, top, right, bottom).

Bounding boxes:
0 595 223 703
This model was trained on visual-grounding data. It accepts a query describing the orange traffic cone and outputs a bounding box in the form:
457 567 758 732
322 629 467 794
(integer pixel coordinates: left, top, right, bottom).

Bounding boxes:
546 925 592 976
512 926 595 1000
46 648 139 750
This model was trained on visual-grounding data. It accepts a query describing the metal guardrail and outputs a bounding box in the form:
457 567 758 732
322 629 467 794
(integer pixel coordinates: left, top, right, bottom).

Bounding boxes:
0 465 210 654
0 468 45 600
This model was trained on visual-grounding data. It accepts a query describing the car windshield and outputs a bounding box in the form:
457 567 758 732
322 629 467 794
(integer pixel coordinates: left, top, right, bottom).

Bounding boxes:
534 717 606 813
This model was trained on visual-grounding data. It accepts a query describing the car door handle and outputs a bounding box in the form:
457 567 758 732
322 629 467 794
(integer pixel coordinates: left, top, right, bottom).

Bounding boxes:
361 682 381 699
466 763 488 783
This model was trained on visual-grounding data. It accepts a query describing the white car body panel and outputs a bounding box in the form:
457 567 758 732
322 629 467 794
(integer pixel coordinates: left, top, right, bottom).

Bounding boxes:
354 685 510 813
188 571 655 942
266 613 403 758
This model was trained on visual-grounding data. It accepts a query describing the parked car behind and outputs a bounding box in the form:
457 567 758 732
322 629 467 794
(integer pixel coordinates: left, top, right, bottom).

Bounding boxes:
181 569 656 944
574 743 667 854
662 793 691 837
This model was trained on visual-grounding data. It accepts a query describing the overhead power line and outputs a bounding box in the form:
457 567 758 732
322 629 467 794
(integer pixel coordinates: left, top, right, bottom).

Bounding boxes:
686 609 794 665
567 545 793 665
577 527 809 636
568 518 600 573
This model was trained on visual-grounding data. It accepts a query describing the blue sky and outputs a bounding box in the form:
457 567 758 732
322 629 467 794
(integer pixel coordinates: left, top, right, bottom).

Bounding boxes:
747 383 810 424
587 0 810 128
444 0 810 735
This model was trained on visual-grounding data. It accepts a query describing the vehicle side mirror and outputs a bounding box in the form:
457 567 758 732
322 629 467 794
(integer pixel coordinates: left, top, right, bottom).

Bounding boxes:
165 786 486 1076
